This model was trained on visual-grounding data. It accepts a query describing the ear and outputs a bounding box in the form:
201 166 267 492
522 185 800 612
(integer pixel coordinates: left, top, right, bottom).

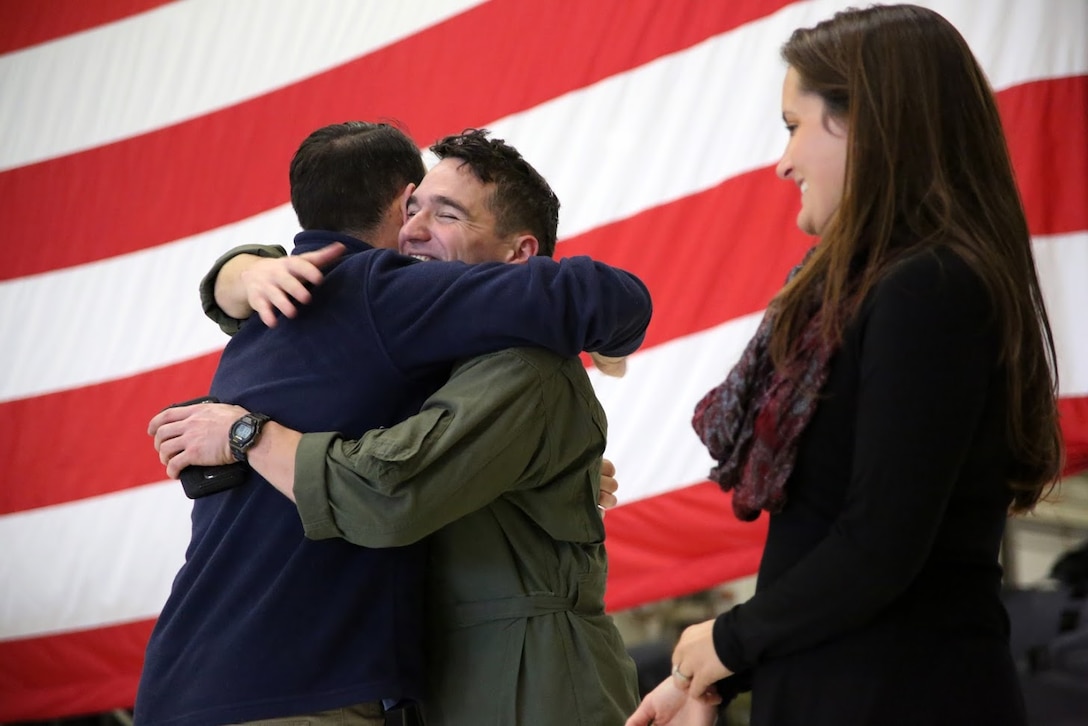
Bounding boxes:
399 183 415 224
508 234 539 264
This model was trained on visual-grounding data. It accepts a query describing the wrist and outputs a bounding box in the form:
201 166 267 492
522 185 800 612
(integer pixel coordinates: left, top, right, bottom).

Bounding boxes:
245 422 304 502
216 254 262 318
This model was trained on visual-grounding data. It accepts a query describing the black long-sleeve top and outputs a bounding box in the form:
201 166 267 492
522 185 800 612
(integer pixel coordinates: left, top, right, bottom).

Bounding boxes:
713 246 1027 725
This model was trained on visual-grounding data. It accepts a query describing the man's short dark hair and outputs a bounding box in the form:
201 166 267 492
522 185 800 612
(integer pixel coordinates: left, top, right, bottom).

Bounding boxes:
430 129 560 258
290 122 426 235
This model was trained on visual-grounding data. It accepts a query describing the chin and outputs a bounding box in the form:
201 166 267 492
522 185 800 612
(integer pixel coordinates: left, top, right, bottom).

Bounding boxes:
796 214 818 237
798 208 833 237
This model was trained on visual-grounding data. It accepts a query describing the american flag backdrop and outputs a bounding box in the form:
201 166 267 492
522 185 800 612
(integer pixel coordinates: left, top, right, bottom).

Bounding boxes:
1 0 1085 719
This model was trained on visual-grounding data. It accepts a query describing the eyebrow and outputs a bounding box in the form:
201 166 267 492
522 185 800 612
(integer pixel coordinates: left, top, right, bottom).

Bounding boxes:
434 194 471 216
408 193 472 217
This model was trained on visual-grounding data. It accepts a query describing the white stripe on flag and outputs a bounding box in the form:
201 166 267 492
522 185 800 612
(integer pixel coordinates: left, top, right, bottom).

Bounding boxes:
0 481 191 640
0 0 486 171
1034 232 1088 397
0 205 296 402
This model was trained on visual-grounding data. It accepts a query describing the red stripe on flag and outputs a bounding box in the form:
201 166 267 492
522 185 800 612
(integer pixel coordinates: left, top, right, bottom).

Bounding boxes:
559 166 814 351
0 619 151 722
604 482 769 611
1060 395 1088 476
999 74 1088 236
0 0 793 281
0 0 172 54
0 354 221 514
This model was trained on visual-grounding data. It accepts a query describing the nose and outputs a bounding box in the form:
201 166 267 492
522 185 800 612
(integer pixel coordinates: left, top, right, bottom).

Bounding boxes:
401 209 431 241
775 148 793 180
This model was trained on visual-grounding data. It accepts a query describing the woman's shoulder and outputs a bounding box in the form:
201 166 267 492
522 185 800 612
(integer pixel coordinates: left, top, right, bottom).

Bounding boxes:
873 243 988 309
850 243 995 343
882 242 978 283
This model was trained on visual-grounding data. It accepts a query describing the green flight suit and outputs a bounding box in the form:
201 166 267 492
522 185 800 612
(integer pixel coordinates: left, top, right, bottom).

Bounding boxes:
294 347 640 726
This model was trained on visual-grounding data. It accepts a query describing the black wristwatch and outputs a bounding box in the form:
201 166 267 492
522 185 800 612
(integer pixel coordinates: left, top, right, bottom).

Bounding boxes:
228 412 271 463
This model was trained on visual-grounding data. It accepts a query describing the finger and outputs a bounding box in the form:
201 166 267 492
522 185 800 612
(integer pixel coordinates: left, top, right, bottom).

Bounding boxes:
148 407 184 435
260 266 311 303
252 288 300 326
600 474 619 495
672 664 693 692
153 419 183 452
601 457 616 477
156 430 183 465
272 267 316 302
165 448 188 479
598 490 618 510
263 286 301 320
590 353 627 378
623 701 653 726
606 359 627 377
276 255 322 289
254 299 280 328
689 676 709 700
300 241 345 270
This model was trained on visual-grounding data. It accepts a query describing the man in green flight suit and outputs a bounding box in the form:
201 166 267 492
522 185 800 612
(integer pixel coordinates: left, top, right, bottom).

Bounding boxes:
152 128 642 725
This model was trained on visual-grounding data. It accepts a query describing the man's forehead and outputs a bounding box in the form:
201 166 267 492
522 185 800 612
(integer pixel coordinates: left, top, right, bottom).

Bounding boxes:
414 158 492 206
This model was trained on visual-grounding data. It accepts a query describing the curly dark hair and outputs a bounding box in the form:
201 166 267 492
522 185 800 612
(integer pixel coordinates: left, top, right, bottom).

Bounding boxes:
430 129 560 257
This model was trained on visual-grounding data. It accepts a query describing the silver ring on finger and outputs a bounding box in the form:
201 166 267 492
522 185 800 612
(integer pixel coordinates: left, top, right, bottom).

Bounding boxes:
672 665 692 683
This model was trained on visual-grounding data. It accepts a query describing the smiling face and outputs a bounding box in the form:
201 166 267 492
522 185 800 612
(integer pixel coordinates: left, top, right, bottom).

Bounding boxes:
397 158 535 264
775 66 849 237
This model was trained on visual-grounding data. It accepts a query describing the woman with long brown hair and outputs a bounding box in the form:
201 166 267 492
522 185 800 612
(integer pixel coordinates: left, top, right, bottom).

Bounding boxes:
628 5 1063 725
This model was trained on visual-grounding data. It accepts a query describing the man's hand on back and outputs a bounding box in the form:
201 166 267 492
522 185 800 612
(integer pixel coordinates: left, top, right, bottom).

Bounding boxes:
598 457 619 513
215 242 346 327
241 242 346 327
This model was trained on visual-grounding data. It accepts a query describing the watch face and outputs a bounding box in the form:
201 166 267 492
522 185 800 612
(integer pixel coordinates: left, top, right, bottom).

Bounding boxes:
234 421 255 439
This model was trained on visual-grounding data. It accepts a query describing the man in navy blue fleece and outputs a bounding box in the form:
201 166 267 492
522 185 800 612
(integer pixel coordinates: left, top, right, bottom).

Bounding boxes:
139 124 648 725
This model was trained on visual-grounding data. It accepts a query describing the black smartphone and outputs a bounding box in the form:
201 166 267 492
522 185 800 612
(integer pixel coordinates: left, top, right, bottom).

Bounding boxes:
165 396 249 499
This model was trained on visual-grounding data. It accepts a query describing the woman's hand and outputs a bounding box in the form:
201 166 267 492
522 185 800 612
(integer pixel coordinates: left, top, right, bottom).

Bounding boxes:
671 619 732 700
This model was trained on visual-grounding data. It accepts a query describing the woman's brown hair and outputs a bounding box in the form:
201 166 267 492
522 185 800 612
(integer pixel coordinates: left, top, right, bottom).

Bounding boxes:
771 4 1063 511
